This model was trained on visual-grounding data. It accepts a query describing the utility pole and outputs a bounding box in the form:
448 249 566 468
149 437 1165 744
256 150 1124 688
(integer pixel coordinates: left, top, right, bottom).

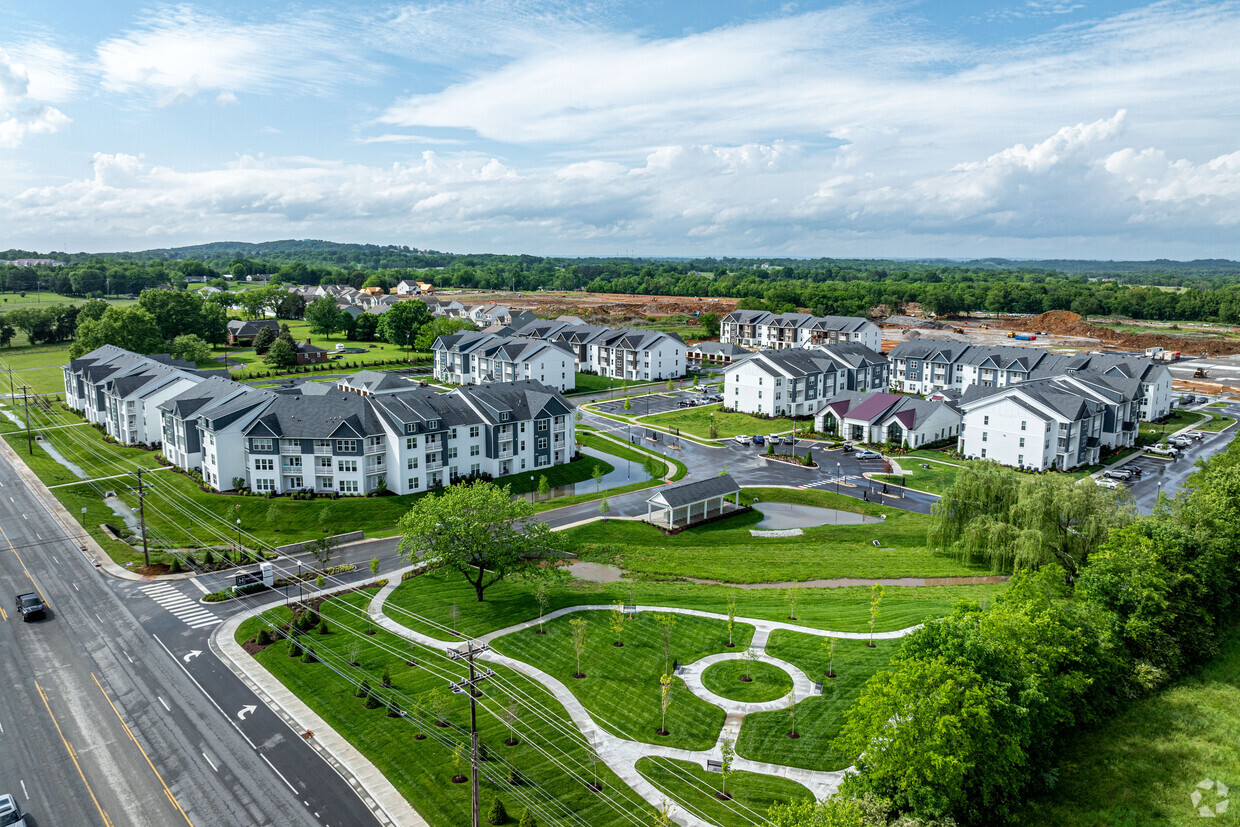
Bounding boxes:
21 385 32 456
131 469 150 568
448 642 494 827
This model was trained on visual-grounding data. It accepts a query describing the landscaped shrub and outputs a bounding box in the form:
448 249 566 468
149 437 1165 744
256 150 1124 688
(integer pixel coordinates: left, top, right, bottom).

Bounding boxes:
518 809 536 827
256 628 272 645
317 620 330 635
301 647 318 663
363 690 382 709
288 641 302 658
354 679 370 699
486 798 509 825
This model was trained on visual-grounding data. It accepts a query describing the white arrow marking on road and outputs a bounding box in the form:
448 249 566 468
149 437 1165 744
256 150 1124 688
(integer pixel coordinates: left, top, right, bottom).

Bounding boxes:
237 705 257 721
182 650 202 663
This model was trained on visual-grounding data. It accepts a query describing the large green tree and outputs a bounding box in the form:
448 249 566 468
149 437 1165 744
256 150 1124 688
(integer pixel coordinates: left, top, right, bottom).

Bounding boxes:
305 296 347 339
70 306 164 358
377 299 432 350
414 317 473 351
396 481 572 602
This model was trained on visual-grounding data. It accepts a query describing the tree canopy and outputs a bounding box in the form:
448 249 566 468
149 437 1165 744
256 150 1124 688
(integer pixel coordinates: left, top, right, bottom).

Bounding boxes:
396 481 572 602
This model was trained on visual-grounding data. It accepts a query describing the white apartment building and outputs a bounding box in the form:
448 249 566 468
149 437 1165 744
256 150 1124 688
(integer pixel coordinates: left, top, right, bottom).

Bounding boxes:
719 310 881 352
722 349 840 417
433 331 576 392
587 329 686 382
888 342 1173 422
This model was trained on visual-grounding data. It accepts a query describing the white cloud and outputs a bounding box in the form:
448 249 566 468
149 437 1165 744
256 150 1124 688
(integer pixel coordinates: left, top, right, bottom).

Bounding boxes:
94 5 376 102
0 48 71 148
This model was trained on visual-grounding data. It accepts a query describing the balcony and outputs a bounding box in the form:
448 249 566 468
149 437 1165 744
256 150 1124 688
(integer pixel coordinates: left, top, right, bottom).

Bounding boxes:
314 443 332 455
426 459 444 471
280 444 301 455
364 442 385 455
498 443 515 459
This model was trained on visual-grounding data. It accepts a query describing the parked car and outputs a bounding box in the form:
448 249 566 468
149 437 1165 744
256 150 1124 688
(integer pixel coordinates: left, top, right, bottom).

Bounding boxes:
1187 431 1205 441
734 435 751 445
677 400 692 408
1197 396 1210 403
782 435 794 445
841 443 855 452
1146 444 1179 457
854 449 882 460
0 794 30 827
1102 469 1134 481
1169 437 1192 449
15 592 45 622
753 434 766 445
1095 478 1121 489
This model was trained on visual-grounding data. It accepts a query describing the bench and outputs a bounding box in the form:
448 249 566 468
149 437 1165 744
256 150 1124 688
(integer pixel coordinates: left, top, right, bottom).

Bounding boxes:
705 760 723 773
813 682 823 694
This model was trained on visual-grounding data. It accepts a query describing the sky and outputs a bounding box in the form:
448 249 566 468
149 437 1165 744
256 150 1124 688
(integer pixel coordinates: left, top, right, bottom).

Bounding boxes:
1 0 1238 259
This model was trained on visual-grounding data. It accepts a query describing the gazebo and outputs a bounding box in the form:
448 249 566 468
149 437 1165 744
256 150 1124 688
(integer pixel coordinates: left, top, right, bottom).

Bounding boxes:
646 474 743 530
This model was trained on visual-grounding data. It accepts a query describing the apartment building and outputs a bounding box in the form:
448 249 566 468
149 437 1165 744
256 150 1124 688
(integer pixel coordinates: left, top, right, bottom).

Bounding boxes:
813 342 890 393
719 311 881 351
433 331 576 392
586 328 686 382
722 349 840 417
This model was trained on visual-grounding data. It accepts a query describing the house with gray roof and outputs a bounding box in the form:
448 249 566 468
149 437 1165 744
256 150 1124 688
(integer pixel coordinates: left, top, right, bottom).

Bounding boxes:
227 319 280 345
337 370 412 396
814 391 961 448
719 310 880 351
687 341 751 366
813 342 890 392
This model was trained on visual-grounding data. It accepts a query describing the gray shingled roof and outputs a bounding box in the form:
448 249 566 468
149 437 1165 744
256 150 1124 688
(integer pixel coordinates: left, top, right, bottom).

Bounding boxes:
648 474 741 508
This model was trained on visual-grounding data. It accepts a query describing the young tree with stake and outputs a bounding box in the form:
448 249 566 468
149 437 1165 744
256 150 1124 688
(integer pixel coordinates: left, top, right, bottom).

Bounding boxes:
654 613 677 675
569 617 588 678
504 698 519 746
718 730 736 800
598 499 611 521
786 578 800 621
591 463 604 490
823 635 837 679
868 583 884 648
609 601 628 647
658 673 673 736
741 647 757 682
787 685 799 738
534 581 551 634
726 595 737 648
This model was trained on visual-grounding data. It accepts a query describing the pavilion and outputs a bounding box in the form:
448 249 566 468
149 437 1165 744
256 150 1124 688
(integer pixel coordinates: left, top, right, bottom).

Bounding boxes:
645 474 743 530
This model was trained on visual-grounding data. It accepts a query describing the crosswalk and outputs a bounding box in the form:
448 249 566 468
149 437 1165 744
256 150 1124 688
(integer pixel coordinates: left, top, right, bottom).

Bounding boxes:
802 475 859 490
139 583 222 629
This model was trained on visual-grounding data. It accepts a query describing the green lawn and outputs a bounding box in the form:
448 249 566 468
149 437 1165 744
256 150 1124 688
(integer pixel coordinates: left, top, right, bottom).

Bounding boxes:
873 460 961 495
384 568 1007 641
737 630 894 771
1138 411 1208 446
638 404 800 440
492 610 750 750
1197 414 1234 432
636 757 812 827
701 659 792 703
1207 401 1229 408
564 486 986 583
237 592 654 827
1018 623 1240 826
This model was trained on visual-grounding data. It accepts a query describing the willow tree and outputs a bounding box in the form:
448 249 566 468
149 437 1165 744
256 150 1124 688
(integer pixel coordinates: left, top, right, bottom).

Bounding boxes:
929 462 1133 581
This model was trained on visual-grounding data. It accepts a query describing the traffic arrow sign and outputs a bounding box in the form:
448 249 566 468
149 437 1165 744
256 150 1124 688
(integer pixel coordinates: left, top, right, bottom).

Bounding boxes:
237 705 257 721
183 650 202 663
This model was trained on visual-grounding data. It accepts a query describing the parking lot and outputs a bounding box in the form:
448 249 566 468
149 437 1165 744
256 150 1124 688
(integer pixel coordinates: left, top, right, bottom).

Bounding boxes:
591 388 722 418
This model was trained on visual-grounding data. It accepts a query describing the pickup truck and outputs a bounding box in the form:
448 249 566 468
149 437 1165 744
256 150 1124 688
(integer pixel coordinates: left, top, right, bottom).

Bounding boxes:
15 592 45 622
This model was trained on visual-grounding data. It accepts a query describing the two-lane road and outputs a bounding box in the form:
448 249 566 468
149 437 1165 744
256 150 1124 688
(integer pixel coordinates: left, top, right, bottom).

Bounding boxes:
0 446 381 827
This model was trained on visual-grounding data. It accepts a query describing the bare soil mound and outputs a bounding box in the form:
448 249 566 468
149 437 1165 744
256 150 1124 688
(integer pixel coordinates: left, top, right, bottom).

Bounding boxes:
1008 311 1240 356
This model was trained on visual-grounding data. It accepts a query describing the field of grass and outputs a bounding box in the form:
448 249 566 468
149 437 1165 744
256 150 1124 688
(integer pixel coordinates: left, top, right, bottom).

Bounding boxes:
1208 401 1229 408
236 591 654 827
873 460 961 495
492 610 752 751
701 659 792 703
1138 410 1209 446
637 404 800 440
383 568 1006 642
738 631 894 771
636 757 812 827
1197 414 1234 432
563 486 984 583
1018 623 1240 826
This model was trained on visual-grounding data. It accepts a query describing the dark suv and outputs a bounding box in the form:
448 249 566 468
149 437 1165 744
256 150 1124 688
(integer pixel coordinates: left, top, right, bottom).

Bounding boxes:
15 593 45 622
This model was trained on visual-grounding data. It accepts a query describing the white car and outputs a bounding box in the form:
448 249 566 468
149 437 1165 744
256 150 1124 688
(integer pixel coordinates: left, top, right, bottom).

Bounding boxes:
733 435 751 446
1095 478 1121 489
854 449 882 460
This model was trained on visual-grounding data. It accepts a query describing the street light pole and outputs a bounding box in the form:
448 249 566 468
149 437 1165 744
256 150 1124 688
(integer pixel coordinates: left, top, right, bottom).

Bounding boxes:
836 461 841 495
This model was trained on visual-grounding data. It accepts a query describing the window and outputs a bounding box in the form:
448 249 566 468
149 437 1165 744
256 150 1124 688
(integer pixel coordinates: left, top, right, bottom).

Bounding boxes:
286 476 302 488
405 423 417 434
1021 420 1027 431
335 439 357 453
448 447 458 459
280 439 299 451
338 479 359 493
251 438 272 451
982 432 988 442
470 463 481 476
283 456 302 468
406 436 418 450
254 478 275 492
981 448 987 458
1018 455 1024 465
520 422 526 433
1019 437 1025 448
407 457 418 469
316 456 332 469
408 477 419 490
538 438 547 450
426 420 439 430
367 436 383 448
983 416 989 425
337 459 357 473
470 445 479 457
450 427 458 439
469 425 480 438
537 420 548 431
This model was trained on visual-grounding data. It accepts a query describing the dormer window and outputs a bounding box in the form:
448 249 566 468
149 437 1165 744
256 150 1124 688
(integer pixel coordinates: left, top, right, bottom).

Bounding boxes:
500 411 510 421
405 423 417 434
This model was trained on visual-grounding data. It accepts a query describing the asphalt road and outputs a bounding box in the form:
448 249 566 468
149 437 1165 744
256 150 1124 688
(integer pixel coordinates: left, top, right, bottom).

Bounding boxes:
1123 398 1240 512
0 446 381 827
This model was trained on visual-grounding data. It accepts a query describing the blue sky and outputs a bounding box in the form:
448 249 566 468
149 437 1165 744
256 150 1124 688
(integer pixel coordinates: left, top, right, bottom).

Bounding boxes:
1 0 1238 258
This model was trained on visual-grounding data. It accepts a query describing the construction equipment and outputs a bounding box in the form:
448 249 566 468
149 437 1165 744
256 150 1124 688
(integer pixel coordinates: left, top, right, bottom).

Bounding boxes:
1194 367 1209 379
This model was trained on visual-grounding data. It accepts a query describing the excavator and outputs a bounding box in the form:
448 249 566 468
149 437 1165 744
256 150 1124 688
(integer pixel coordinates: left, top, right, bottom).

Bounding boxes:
1194 367 1209 379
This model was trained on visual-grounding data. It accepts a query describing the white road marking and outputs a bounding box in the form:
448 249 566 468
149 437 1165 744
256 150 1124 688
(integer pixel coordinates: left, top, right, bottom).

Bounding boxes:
35 533 40 539
158 696 170 712
261 756 299 794
124 651 134 664
139 584 221 628
20 780 27 799
95 613 102 623
73 583 79 592
52 555 58 563
21 514 26 519
202 752 218 772
190 578 209 595
153 634 257 750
